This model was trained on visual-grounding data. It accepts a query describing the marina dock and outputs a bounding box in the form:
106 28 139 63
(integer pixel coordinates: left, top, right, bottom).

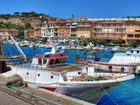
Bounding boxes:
0 75 94 105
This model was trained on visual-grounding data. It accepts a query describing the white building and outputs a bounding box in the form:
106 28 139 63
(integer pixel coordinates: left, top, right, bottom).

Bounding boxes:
41 25 55 38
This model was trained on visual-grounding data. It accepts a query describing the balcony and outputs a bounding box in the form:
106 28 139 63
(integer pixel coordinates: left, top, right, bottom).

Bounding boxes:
94 26 125 28
93 31 125 34
77 25 91 28
70 32 77 34
95 36 122 39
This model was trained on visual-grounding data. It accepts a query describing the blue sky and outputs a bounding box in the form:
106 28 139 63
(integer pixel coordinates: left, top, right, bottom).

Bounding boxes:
0 0 140 19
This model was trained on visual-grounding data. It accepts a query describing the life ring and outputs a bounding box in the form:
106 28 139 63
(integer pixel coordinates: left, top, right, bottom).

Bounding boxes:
121 67 125 72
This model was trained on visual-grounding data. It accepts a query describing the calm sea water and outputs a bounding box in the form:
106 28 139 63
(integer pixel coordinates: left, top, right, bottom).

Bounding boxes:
3 44 140 105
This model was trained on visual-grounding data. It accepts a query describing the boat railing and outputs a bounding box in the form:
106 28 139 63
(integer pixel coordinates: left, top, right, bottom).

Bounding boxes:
15 63 46 71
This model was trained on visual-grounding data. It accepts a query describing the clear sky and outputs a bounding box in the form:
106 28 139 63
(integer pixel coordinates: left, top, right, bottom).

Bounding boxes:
0 0 140 19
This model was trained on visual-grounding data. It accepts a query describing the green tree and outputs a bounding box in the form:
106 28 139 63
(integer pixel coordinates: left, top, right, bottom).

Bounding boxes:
41 37 48 43
14 12 20 16
21 12 29 17
111 40 122 45
17 31 24 39
3 14 11 19
128 40 138 47
25 23 32 30
96 39 107 45
29 11 38 17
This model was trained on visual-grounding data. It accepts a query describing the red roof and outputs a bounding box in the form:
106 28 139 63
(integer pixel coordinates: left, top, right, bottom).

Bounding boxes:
49 53 68 59
34 55 46 59
34 53 68 59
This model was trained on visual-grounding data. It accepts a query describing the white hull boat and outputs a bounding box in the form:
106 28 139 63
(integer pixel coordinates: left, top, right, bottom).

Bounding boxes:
2 47 135 103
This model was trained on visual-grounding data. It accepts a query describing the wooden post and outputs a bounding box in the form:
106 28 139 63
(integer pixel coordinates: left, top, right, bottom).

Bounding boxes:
0 36 3 73
0 36 3 56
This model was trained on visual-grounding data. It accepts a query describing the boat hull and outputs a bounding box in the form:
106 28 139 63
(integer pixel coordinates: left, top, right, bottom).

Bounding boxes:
27 74 134 95
77 59 137 73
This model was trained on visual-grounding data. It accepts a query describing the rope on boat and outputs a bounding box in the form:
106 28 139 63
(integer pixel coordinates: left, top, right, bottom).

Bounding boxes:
98 81 119 105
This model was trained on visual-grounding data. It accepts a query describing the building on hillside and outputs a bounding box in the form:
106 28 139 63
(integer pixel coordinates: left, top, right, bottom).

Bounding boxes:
24 29 35 38
0 31 10 40
0 18 7 23
41 24 55 38
8 17 24 25
30 17 42 28
0 29 18 36
34 27 41 37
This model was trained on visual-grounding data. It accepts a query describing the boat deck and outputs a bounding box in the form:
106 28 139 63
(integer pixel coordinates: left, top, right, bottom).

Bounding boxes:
47 64 82 72
13 63 83 73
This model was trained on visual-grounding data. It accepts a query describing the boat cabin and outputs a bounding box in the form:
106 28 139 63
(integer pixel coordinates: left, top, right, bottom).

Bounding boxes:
126 48 140 56
31 53 68 67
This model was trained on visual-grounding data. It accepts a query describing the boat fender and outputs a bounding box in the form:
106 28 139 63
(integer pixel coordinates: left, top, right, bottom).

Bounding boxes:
121 67 125 72
132 67 136 71
108 66 113 71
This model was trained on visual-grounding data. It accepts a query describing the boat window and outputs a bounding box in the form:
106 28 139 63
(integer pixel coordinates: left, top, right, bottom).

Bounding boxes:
55 58 61 64
43 59 47 64
38 59 42 65
137 51 139 53
78 72 81 74
26 72 29 75
38 74 40 77
62 58 67 63
131 50 133 53
51 76 53 79
49 59 55 65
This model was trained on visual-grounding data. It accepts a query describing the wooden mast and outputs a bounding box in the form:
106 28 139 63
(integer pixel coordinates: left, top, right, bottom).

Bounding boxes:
0 35 4 73
0 34 10 73
0 35 3 56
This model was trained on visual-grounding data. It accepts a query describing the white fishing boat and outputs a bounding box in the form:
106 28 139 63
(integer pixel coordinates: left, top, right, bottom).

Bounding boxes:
76 48 140 73
0 34 134 103
2 47 134 95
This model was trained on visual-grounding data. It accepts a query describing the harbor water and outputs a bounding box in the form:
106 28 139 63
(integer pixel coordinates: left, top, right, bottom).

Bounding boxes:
3 44 140 105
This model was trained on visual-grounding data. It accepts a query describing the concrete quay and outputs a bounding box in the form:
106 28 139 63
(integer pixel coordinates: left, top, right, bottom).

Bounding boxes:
0 75 95 105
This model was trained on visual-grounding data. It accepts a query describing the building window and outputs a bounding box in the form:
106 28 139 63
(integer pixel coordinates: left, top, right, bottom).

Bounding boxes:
135 34 140 37
135 30 140 32
127 34 133 37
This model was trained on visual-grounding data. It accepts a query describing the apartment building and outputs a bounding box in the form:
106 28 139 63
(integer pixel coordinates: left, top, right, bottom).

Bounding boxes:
79 18 140 45
41 16 75 38
76 20 92 38
41 24 55 37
